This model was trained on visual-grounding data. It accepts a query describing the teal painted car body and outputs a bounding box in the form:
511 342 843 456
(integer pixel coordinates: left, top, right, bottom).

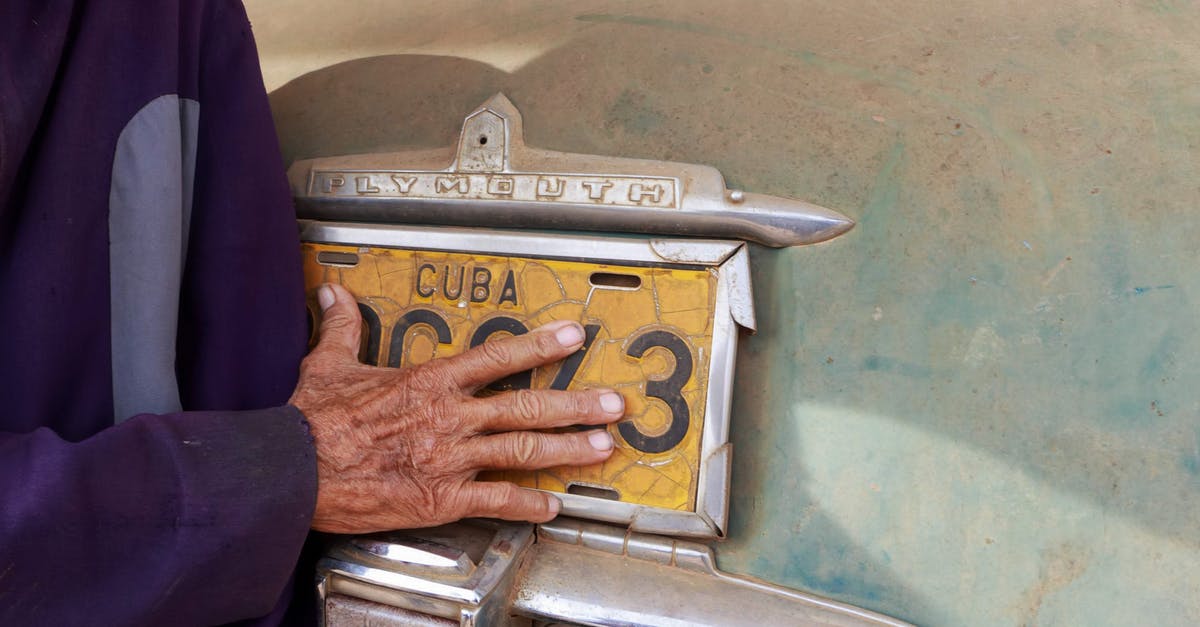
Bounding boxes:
252 2 1200 623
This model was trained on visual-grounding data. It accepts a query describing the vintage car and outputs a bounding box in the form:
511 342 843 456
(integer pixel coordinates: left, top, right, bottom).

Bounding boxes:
246 1 1200 625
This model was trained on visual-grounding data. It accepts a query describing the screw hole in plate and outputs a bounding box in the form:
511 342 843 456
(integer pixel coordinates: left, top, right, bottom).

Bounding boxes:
566 483 620 501
316 251 360 267
589 272 641 290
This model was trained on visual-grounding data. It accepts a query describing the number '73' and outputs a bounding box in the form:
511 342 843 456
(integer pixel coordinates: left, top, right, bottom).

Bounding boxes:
329 305 695 455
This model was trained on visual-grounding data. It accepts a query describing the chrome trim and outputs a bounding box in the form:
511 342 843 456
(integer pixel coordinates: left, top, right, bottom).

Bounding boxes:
510 518 915 627
299 220 738 266
289 94 854 248
350 536 474 573
648 239 742 264
725 244 757 332
319 518 914 627
317 521 534 625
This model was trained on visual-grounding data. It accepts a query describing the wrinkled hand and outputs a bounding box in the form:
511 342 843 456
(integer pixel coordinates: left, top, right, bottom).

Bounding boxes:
290 283 623 534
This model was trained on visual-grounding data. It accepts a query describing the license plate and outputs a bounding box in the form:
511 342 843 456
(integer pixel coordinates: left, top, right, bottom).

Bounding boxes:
300 221 754 537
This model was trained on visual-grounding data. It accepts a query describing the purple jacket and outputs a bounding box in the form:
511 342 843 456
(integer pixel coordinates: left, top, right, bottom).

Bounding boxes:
0 1 317 624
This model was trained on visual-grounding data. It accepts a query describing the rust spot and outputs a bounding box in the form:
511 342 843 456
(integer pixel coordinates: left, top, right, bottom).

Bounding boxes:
1015 543 1091 625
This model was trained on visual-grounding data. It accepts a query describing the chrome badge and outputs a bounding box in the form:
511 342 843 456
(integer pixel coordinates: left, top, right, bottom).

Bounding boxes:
288 94 854 248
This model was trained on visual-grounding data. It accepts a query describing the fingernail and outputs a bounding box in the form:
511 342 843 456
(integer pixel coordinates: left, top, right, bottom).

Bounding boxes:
588 429 613 451
599 392 624 414
553 322 584 347
317 285 335 311
547 495 561 516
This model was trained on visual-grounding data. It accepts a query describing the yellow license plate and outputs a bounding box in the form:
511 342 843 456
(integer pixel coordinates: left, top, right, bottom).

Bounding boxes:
302 240 717 513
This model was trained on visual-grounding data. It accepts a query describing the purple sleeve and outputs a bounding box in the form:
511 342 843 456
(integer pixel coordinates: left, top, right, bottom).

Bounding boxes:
0 407 317 624
175 0 311 414
0 1 318 624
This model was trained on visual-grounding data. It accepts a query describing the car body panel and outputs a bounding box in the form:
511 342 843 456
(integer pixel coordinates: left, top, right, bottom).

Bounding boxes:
249 2 1200 624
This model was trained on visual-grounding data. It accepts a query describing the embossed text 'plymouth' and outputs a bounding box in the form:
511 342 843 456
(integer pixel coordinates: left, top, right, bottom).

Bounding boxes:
310 171 679 209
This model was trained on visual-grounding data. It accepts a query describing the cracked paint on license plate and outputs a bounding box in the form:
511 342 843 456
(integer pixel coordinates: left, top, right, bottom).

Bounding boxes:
302 242 717 511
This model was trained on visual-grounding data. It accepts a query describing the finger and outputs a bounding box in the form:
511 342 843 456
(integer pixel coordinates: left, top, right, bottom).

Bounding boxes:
440 320 585 390
462 429 615 471
462 389 625 432
459 482 561 523
312 283 362 360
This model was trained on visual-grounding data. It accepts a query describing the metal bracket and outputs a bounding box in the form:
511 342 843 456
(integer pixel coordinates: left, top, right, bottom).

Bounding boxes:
288 94 854 248
317 521 533 626
317 518 914 626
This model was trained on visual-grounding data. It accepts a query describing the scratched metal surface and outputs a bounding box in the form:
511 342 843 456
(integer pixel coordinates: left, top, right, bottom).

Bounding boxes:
248 1 1200 624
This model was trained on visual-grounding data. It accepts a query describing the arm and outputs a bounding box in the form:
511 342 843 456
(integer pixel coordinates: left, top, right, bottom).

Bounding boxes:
0 407 316 625
1 1 316 623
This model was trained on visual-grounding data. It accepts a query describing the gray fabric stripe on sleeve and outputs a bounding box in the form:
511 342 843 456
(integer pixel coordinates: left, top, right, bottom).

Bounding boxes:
108 94 200 422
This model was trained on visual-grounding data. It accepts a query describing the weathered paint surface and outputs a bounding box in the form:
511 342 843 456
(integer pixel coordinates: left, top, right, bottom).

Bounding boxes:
250 1 1200 624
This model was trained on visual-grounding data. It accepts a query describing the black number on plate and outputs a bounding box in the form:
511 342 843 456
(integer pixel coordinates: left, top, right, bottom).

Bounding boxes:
347 299 694 455
619 329 693 454
358 303 384 366
469 316 532 391
551 324 606 433
387 308 452 368
549 324 602 391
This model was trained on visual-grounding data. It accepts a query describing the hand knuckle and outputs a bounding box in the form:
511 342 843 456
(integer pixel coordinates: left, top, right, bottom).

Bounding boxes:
490 482 522 510
512 390 544 425
440 487 477 520
409 435 441 468
572 393 593 418
428 395 457 421
509 434 541 466
406 363 452 393
321 314 357 334
479 340 513 368
535 331 560 356
408 481 443 522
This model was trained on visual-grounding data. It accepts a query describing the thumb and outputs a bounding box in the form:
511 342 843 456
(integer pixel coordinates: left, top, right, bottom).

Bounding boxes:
313 283 363 359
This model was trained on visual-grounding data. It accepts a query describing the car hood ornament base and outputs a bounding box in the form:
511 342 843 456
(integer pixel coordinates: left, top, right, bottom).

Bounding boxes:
288 93 853 248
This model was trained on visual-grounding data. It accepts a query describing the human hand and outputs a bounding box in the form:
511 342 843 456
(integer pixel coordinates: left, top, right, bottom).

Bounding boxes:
290 283 623 534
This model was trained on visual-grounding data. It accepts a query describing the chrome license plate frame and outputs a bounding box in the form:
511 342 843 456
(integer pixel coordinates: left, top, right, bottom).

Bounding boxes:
300 220 755 538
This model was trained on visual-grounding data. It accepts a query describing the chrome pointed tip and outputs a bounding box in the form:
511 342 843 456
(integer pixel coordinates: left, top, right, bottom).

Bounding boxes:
734 191 856 247
820 211 855 240
792 210 854 246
